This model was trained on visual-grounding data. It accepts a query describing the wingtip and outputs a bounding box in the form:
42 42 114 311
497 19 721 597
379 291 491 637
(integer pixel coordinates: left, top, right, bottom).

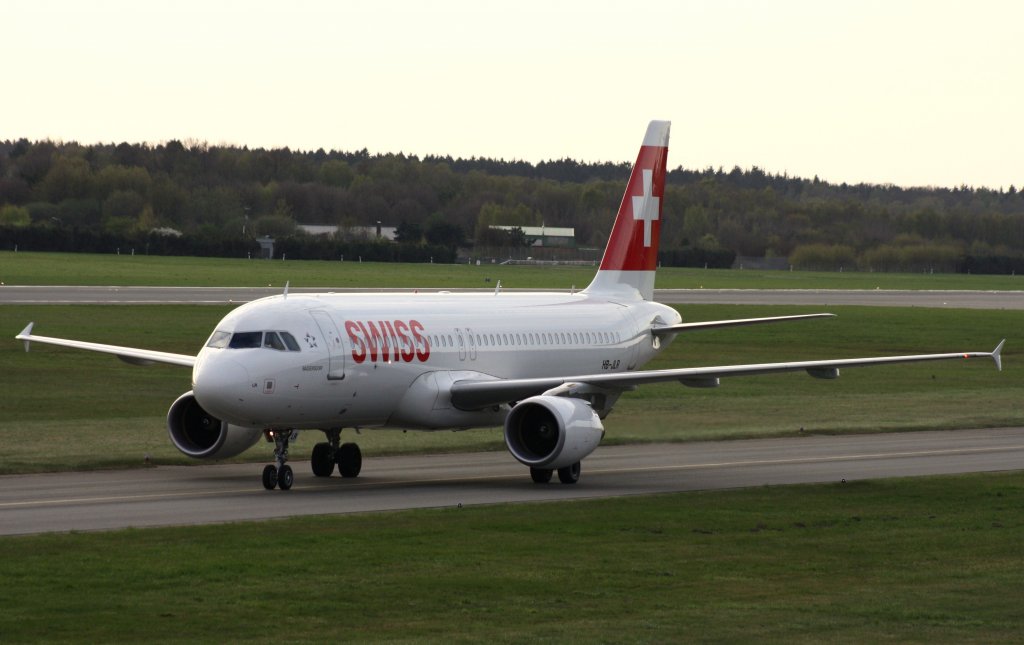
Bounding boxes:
992 339 1005 372
17 322 34 352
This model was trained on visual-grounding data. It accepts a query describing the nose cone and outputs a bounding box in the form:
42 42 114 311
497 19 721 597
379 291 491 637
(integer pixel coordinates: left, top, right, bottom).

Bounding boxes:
192 352 252 424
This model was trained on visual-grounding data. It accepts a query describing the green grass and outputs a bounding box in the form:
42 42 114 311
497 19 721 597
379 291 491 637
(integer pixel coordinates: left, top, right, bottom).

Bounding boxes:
2 250 1023 290
1 304 1018 474
0 472 1021 643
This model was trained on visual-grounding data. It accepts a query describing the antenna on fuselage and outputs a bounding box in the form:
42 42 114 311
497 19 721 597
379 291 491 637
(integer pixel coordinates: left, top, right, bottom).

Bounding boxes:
283 281 290 299
494 280 501 296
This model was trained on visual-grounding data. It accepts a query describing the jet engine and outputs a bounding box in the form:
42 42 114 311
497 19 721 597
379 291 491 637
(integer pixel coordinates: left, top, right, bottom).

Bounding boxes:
503 396 604 470
167 391 262 460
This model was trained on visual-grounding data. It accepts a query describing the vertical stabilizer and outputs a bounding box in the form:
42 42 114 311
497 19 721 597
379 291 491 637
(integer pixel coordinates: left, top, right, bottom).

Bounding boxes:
583 120 670 300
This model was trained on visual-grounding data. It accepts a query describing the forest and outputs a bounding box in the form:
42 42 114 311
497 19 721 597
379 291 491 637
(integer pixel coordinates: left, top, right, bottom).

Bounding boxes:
1 138 1023 272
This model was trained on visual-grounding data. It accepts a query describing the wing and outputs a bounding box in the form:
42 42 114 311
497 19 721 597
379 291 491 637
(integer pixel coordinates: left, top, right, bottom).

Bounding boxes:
449 340 1005 410
16 323 196 367
651 313 835 336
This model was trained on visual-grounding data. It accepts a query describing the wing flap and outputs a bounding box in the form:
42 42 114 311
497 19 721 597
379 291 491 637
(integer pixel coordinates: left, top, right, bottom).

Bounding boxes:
16 323 196 368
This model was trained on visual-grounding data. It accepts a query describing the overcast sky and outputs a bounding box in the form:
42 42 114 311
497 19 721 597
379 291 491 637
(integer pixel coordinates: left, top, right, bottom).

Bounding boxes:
4 0 1021 189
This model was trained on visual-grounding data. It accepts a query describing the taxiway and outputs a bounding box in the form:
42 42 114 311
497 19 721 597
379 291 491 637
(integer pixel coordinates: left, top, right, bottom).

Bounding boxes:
2 427 1021 536
0 285 1021 308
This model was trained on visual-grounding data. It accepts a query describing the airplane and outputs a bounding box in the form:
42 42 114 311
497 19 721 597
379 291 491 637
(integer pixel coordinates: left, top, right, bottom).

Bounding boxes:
16 120 1005 491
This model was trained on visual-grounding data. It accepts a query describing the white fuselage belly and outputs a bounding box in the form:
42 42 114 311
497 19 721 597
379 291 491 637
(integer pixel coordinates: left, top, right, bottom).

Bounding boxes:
191 292 681 431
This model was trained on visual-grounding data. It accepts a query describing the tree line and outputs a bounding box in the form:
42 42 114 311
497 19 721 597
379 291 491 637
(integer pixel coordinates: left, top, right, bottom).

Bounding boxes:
1 138 1022 272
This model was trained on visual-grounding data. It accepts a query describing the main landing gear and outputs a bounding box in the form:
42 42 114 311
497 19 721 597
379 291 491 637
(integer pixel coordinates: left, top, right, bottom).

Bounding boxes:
530 461 581 485
311 429 362 479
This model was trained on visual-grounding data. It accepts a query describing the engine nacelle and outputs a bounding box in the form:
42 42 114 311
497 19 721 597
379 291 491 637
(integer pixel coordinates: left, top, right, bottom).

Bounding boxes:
167 391 262 460
504 396 604 470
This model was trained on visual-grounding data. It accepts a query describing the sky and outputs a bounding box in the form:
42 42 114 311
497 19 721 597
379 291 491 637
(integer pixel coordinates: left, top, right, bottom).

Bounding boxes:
4 0 1022 189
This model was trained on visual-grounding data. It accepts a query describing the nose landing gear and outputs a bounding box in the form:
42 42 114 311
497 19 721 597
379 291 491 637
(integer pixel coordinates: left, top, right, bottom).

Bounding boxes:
262 430 296 490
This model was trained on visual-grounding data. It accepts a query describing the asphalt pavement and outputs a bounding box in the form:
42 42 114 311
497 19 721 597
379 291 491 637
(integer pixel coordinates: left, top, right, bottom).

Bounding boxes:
2 427 1021 535
1 285 1021 308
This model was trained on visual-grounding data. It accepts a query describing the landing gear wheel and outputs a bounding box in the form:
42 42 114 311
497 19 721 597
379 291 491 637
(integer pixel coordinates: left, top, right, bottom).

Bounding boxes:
557 461 581 484
262 465 278 490
265 430 293 490
530 467 553 483
311 442 334 477
278 464 294 490
337 442 362 478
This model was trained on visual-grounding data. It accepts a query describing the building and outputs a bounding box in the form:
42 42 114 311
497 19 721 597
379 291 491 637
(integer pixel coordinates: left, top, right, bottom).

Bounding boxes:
489 225 575 248
297 224 397 241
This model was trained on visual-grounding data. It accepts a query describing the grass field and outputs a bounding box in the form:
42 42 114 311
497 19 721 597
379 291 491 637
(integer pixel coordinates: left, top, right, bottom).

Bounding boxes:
0 472 1021 642
3 250 1024 290
2 254 1021 643
2 303 1018 474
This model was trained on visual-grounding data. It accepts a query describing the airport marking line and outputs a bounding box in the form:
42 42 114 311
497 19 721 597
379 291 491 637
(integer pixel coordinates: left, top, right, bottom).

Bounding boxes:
2 443 1021 510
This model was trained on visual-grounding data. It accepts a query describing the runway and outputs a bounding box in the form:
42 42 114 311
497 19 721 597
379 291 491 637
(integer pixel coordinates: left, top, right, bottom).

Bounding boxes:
1 285 1022 308
2 427 1021 536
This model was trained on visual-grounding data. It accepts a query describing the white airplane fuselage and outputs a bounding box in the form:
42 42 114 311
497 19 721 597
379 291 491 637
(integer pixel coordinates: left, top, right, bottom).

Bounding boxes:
193 291 682 431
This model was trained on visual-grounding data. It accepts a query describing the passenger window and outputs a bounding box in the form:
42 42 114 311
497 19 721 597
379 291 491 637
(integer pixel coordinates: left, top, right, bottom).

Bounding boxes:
228 331 262 349
264 332 287 351
207 330 231 348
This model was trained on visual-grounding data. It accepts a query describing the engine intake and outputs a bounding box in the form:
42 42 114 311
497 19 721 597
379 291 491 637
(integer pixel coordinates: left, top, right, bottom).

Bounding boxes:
504 396 604 470
167 391 262 460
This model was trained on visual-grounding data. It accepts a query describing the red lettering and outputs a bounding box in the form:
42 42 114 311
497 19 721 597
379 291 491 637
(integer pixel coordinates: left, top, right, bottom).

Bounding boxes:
345 320 366 363
410 319 430 362
394 320 414 362
382 320 399 362
366 323 393 364
358 321 379 362
350 319 430 363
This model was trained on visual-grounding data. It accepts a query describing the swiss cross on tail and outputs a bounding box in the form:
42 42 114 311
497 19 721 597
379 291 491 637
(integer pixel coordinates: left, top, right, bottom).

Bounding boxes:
584 120 670 301
632 169 659 247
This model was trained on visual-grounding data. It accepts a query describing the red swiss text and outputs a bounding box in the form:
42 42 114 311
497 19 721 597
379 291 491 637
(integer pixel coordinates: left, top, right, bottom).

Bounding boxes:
345 319 430 364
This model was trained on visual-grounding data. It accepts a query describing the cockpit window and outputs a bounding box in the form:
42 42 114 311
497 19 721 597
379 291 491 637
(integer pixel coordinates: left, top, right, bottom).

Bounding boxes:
206 330 232 349
280 332 301 351
213 330 302 351
264 332 287 351
228 331 263 349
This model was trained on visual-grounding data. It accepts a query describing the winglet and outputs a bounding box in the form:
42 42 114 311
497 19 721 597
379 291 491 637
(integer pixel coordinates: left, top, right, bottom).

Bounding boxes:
16 322 34 352
991 339 1005 372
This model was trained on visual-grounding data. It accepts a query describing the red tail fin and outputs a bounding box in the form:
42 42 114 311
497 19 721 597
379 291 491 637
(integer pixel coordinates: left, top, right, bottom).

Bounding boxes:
584 120 670 300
